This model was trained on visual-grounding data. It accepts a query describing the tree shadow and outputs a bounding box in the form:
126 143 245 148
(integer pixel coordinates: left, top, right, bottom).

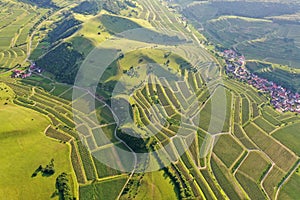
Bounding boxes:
31 165 42 178
31 159 55 178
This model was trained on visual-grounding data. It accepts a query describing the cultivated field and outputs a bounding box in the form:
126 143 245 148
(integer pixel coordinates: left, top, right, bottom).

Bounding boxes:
0 0 299 199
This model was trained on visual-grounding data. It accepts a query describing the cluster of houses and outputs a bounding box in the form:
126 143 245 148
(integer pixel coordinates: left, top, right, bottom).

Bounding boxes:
11 62 42 79
223 49 300 113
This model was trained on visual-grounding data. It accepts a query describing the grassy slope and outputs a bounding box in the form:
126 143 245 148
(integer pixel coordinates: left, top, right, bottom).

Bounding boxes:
134 170 180 200
0 104 77 200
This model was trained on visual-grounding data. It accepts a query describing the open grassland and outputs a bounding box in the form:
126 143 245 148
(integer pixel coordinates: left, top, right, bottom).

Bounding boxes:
0 104 77 199
0 82 15 103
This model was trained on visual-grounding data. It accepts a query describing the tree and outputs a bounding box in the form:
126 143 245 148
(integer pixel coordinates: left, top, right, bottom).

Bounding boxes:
56 173 74 200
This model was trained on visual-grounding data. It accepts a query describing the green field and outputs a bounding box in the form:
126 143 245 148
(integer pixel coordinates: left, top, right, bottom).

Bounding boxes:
272 123 300 156
133 170 180 200
213 134 244 168
0 0 300 199
278 166 300 200
237 151 270 182
79 177 127 200
0 104 77 199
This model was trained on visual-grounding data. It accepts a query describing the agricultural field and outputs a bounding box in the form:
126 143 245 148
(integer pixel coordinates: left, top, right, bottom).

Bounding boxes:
272 122 300 156
183 0 300 92
79 177 127 200
0 0 299 199
0 0 51 72
213 134 244 168
278 165 300 200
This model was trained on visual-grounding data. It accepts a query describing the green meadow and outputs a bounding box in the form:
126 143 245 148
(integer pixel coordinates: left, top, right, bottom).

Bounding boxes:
0 104 77 200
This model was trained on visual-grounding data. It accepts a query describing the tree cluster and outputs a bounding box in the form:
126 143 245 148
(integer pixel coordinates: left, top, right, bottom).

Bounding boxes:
56 172 74 200
31 159 55 177
20 0 58 9
102 0 127 15
36 42 83 84
46 15 82 44
72 1 100 15
42 158 55 175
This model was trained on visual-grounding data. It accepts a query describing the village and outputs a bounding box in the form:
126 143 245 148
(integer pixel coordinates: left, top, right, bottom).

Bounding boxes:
11 62 42 79
223 49 300 113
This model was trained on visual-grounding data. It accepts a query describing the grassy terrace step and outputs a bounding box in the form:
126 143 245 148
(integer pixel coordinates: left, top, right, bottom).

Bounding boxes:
174 162 203 198
190 168 216 200
241 95 250 125
79 177 127 200
30 95 56 108
6 82 31 96
252 102 260 118
92 156 122 179
237 151 271 182
234 96 241 124
76 141 97 181
261 105 282 126
254 117 276 133
188 72 198 93
70 140 86 184
44 107 76 128
201 169 226 200
13 99 48 115
233 124 257 150
272 122 300 156
45 126 73 142
187 136 200 165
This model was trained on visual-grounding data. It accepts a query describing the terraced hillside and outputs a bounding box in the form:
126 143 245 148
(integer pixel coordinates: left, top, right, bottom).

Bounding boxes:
183 0 300 93
0 0 299 199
